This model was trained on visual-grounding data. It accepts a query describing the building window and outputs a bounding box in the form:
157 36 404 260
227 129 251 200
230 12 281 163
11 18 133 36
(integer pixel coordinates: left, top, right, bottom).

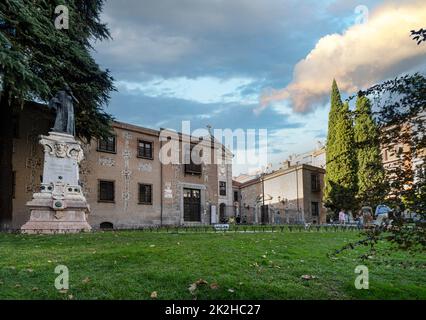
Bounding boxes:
184 144 202 175
234 191 239 202
219 181 227 196
98 136 116 153
98 180 115 202
139 183 152 205
185 162 202 175
311 173 320 192
138 140 153 159
184 146 201 175
311 202 319 217
12 171 16 199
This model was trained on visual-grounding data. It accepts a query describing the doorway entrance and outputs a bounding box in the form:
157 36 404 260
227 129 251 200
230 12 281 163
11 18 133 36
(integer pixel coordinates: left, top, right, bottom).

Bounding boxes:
183 188 201 222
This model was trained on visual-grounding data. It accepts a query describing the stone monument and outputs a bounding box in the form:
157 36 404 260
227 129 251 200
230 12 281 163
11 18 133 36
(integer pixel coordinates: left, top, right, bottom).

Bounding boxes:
21 86 91 234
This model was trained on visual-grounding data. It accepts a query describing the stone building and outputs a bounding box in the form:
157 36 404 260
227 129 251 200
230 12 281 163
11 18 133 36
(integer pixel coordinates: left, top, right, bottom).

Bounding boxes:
10 103 233 230
234 163 326 225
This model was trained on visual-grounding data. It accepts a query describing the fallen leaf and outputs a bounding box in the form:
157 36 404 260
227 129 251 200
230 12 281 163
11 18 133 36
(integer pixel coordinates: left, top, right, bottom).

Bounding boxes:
188 283 197 295
150 291 158 299
26 268 34 273
82 277 90 284
59 289 68 294
150 244 156 248
68 295 74 300
228 288 235 293
210 283 219 290
15 284 21 288
32 287 38 291
195 279 208 286
301 275 317 280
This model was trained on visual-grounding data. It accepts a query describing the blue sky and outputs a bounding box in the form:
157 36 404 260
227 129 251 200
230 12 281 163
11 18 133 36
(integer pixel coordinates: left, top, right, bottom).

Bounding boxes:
92 0 426 175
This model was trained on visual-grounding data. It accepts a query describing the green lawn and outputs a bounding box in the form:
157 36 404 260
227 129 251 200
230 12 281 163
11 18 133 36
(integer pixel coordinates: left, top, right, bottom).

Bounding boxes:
0 230 425 300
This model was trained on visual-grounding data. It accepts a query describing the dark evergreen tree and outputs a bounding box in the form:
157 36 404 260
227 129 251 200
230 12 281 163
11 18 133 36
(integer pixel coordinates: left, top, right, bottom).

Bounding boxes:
354 94 386 207
0 0 115 228
324 80 358 214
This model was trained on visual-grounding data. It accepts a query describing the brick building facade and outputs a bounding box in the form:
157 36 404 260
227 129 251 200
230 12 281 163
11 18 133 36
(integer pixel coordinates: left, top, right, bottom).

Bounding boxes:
10 103 233 230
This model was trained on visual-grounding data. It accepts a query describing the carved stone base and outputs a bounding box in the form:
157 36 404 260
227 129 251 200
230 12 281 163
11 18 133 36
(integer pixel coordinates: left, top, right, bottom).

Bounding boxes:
21 131 91 234
22 196 91 234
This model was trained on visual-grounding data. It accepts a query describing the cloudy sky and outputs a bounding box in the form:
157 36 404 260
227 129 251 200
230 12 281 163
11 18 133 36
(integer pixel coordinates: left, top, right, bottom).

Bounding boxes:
92 0 426 175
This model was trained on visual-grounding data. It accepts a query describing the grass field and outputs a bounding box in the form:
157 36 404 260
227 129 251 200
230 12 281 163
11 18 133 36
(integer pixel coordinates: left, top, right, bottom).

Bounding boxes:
0 230 425 300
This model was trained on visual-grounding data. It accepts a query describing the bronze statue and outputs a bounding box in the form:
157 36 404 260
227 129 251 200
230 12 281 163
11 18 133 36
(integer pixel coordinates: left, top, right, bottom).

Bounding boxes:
48 85 78 136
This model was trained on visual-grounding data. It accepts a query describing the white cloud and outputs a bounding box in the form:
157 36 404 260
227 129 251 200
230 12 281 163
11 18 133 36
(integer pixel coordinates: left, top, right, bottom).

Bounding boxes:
260 0 426 113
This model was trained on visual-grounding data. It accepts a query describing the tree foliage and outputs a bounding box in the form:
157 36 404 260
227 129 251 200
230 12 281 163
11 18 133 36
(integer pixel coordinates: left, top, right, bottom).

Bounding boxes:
0 0 115 140
411 28 426 45
342 73 426 254
354 94 387 207
0 0 115 228
324 80 358 213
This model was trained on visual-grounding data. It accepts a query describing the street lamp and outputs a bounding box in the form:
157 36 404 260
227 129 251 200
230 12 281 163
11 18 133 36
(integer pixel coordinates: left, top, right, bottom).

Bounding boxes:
260 164 271 224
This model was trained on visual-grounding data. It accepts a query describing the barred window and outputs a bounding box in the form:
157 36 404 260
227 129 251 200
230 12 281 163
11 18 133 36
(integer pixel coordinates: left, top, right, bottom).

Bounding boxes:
98 136 116 153
98 180 115 202
138 140 153 159
139 184 152 205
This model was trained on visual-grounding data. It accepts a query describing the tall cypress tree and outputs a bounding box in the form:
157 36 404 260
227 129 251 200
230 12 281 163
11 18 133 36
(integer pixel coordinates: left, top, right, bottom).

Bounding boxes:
354 94 386 207
0 1 115 228
324 80 358 213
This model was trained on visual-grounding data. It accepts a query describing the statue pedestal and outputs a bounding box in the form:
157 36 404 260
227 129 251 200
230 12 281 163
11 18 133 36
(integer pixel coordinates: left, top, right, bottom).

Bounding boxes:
21 132 91 234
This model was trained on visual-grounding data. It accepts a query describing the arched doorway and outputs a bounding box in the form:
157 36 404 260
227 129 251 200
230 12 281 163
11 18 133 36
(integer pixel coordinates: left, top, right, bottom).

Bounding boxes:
219 203 226 223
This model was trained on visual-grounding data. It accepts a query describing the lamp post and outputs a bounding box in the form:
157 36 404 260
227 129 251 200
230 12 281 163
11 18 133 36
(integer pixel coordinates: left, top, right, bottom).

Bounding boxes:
260 164 271 224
